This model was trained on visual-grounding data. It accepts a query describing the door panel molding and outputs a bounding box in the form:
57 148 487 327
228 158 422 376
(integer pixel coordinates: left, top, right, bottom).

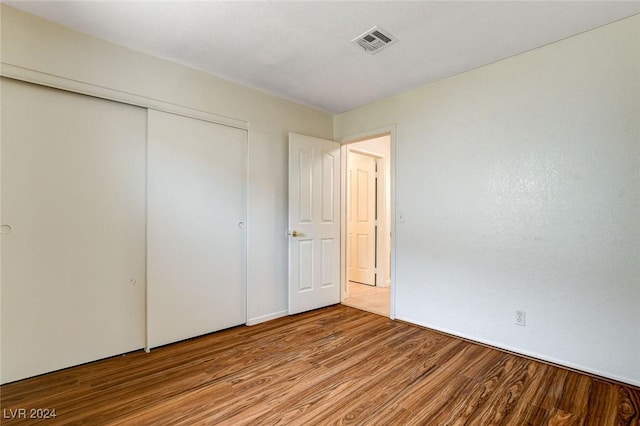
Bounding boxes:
288 133 341 315
348 150 377 286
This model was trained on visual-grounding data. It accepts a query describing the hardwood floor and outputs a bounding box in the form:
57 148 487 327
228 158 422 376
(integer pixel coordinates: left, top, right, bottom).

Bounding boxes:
342 281 390 317
1 305 638 425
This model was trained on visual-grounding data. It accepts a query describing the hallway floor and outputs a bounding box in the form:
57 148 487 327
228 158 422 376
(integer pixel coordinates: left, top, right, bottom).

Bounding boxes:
342 281 390 317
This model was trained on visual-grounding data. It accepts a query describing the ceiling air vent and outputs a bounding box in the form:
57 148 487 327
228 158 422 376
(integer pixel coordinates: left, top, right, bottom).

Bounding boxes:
351 26 398 55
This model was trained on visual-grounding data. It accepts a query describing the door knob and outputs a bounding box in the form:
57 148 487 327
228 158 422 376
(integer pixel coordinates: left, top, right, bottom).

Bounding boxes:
0 224 12 234
291 230 300 237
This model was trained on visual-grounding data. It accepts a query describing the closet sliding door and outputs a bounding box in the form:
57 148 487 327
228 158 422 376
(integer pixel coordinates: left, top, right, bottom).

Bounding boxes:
1 79 147 384
147 110 247 349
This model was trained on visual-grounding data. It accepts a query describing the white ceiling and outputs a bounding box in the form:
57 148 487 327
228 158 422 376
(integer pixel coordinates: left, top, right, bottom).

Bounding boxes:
6 1 640 114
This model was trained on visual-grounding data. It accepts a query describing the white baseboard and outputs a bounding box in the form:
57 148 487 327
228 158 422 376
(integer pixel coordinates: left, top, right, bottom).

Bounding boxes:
246 310 288 326
378 278 391 288
395 315 640 388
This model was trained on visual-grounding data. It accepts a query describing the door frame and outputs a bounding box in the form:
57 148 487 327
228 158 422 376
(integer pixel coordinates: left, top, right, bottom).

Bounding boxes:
339 125 396 319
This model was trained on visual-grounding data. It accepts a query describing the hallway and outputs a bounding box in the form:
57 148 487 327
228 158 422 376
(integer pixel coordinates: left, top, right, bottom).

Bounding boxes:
342 281 390 317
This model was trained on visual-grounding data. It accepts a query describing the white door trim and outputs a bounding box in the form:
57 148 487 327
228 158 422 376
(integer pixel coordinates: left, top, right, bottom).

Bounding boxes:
0 62 248 130
339 125 397 319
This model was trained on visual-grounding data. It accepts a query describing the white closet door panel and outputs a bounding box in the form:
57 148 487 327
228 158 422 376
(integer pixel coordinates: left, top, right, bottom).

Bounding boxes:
1 79 146 384
147 110 247 349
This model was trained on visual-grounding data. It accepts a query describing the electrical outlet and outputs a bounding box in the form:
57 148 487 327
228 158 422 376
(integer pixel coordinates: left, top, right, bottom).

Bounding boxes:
515 310 526 326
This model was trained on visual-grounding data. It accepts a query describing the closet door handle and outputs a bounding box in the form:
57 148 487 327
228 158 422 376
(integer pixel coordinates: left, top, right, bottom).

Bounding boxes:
0 224 12 234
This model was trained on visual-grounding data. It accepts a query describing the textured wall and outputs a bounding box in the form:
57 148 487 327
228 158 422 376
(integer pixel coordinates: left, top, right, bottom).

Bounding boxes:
335 15 640 385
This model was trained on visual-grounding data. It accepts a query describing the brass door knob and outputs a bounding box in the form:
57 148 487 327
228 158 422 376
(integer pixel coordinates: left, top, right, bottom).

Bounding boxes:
291 230 300 237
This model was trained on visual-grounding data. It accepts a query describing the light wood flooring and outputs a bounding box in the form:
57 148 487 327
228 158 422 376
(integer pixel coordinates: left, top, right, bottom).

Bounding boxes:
1 305 638 425
342 281 390 317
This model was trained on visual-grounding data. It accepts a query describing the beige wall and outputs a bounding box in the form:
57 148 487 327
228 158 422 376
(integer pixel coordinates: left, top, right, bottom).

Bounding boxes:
0 4 333 325
335 15 640 386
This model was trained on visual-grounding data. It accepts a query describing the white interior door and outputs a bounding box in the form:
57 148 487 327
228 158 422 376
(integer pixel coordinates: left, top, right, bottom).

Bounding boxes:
347 151 377 286
1 79 146 384
288 133 340 314
147 110 247 350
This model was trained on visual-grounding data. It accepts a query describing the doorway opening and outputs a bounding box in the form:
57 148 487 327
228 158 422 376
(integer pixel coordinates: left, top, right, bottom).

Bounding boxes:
340 133 392 317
